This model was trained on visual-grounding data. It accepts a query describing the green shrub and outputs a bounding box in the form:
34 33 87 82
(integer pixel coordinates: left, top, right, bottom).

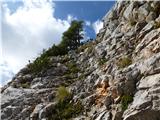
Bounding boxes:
77 41 95 53
28 43 69 73
151 5 160 15
64 73 74 79
45 44 67 57
117 56 132 68
129 20 136 26
60 55 70 64
78 74 85 80
98 58 107 66
121 95 133 111
74 101 84 114
154 21 160 29
87 46 94 54
51 100 83 120
49 86 83 120
56 86 71 102
21 82 30 88
66 62 80 74
28 56 50 73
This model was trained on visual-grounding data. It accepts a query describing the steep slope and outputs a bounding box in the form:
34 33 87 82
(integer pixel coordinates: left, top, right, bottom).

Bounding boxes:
1 1 160 120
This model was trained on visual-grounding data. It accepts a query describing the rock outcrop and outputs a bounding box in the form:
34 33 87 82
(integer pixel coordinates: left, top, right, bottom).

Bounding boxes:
1 1 160 120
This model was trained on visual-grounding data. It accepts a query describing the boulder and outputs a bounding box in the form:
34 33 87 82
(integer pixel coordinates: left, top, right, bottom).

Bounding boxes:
30 104 45 120
146 12 157 23
123 74 160 120
104 95 114 110
95 111 112 120
39 102 57 119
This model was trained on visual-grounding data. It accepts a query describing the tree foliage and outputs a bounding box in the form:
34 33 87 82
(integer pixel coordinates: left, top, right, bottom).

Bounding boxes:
28 20 84 73
40 20 84 57
60 20 84 51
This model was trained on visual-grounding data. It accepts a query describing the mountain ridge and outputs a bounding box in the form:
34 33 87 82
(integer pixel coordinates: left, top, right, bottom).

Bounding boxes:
1 1 160 120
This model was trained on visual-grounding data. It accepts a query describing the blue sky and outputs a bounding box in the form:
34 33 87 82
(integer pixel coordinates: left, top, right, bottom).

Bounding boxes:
1 0 115 86
54 1 115 38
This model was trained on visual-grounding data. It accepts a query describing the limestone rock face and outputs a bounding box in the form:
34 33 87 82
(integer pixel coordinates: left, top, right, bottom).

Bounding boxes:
1 1 160 120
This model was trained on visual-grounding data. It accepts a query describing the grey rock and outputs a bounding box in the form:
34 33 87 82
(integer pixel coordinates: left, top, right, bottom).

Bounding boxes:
136 28 160 54
30 104 44 120
104 95 114 110
155 15 160 23
95 111 111 120
123 74 160 120
138 3 151 22
39 102 57 119
19 106 34 119
112 104 123 120
82 94 96 108
103 9 118 26
95 43 107 58
108 20 119 32
31 82 44 89
135 21 147 32
138 21 155 40
146 12 157 23
123 2 135 21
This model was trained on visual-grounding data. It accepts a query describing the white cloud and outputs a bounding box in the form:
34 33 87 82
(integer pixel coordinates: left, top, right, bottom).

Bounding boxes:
85 20 91 26
92 20 103 34
0 62 14 87
81 28 90 43
1 0 71 86
67 14 77 23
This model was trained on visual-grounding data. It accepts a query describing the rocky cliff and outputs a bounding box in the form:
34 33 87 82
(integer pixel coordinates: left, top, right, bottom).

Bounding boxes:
1 1 160 120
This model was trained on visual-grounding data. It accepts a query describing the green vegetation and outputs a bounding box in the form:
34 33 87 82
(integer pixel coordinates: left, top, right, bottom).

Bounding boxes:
129 19 136 26
21 82 30 88
117 56 132 68
121 95 133 111
128 18 137 26
64 73 74 79
60 55 70 64
28 20 84 73
56 86 71 102
77 41 95 53
78 74 85 81
61 20 84 51
50 100 83 120
63 61 81 80
28 54 50 73
151 5 160 16
66 62 80 74
154 21 160 29
98 57 107 66
49 86 83 120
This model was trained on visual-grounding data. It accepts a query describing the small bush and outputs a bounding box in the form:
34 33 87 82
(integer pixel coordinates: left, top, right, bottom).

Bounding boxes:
64 73 74 79
66 62 80 74
154 21 160 29
121 95 133 111
117 56 132 68
51 100 83 120
77 41 95 53
151 5 160 15
60 55 70 64
44 44 67 57
28 56 50 73
49 86 83 120
129 19 136 26
87 46 94 54
98 58 107 66
78 74 85 80
56 86 71 102
21 82 30 88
